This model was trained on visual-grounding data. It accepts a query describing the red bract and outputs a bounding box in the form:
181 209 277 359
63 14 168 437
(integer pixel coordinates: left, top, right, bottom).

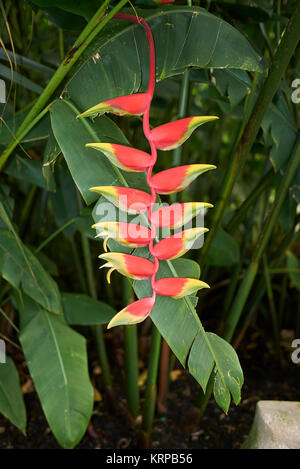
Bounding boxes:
107 296 155 328
99 252 154 282
90 186 152 214
150 116 218 150
152 202 213 229
154 277 209 298
152 228 208 260
86 143 152 172
89 14 217 328
150 164 216 194
92 221 152 248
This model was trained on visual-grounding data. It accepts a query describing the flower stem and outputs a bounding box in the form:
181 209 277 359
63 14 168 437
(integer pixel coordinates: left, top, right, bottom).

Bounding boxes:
199 4 300 264
123 279 140 419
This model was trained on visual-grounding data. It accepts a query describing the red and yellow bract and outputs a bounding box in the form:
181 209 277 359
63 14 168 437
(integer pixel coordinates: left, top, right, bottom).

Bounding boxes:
77 93 149 119
150 116 218 151
90 186 152 214
99 252 154 282
154 277 210 298
150 164 216 195
86 143 152 172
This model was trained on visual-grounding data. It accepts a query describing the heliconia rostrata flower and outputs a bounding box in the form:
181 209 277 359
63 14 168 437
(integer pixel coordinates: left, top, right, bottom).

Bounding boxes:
77 13 217 328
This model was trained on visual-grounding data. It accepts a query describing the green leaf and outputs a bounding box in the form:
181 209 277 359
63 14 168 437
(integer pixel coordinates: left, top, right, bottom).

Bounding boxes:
262 92 297 170
286 251 300 290
188 331 214 393
28 0 98 21
0 64 43 94
19 303 93 448
0 356 27 432
62 292 116 325
0 110 50 145
205 227 240 266
0 229 62 314
65 6 266 112
42 129 61 191
213 372 231 414
208 333 243 406
5 155 48 189
49 165 78 237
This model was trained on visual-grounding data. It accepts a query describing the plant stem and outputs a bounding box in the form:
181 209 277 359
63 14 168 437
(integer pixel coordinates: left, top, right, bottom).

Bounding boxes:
0 0 129 171
140 324 162 447
199 5 300 264
123 278 140 419
223 135 300 341
69 237 87 293
263 254 280 351
157 338 170 413
35 218 77 253
124 325 140 418
173 70 190 168
226 169 274 233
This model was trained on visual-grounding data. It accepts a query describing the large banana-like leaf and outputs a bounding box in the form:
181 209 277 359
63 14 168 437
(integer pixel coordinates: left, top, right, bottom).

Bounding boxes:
0 357 26 433
0 229 62 314
65 6 266 111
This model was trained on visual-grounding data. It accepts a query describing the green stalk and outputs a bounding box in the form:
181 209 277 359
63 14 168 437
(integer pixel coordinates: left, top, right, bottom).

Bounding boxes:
140 324 162 447
80 233 112 389
0 0 129 172
223 135 300 341
19 185 37 235
124 325 140 418
69 237 87 293
172 69 190 168
199 5 300 264
263 254 280 350
123 279 140 419
35 217 77 253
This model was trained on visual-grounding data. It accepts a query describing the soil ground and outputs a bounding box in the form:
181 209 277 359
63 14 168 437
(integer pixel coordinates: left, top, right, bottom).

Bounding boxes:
0 326 299 449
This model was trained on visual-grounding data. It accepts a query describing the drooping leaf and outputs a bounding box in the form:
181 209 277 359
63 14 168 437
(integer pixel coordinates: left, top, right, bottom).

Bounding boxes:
0 357 27 433
0 229 62 314
205 227 240 267
49 165 78 237
5 155 48 189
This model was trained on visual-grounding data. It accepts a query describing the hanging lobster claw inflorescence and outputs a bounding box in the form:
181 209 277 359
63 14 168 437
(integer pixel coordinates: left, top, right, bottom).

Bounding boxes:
77 13 218 328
